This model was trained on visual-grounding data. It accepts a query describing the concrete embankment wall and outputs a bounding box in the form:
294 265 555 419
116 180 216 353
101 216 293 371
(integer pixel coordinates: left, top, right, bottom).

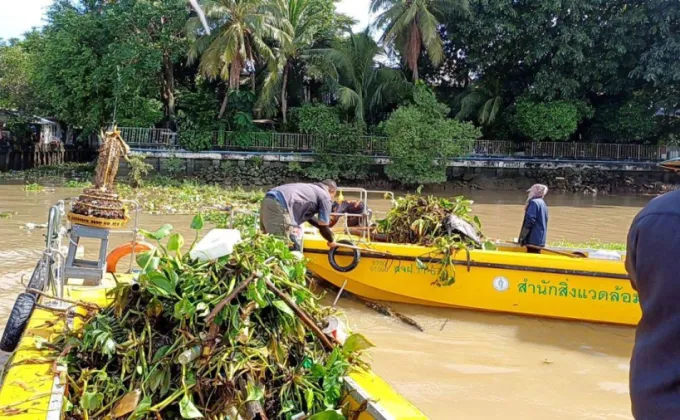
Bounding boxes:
122 150 680 194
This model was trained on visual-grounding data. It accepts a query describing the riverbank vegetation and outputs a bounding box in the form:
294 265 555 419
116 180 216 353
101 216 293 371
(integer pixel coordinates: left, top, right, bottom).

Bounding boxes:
118 180 264 214
1 0 677 185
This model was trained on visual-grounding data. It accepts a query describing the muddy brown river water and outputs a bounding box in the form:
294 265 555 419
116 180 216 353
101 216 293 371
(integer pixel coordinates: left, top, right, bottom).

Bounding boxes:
0 184 652 419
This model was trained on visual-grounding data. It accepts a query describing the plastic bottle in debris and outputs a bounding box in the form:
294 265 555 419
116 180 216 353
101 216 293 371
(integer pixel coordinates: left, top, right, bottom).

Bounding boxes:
177 346 202 365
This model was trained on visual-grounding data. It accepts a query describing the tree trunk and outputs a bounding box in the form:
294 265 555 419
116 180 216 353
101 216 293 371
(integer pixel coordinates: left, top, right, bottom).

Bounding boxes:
281 63 289 124
161 51 176 121
408 22 421 82
218 87 229 119
229 59 242 91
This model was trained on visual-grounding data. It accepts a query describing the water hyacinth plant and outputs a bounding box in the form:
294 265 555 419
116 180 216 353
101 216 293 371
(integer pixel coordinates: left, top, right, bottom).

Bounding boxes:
376 191 491 287
55 215 373 419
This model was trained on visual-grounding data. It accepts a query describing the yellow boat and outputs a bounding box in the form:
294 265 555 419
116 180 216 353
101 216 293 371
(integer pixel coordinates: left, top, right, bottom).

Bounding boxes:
303 188 637 326
0 202 426 420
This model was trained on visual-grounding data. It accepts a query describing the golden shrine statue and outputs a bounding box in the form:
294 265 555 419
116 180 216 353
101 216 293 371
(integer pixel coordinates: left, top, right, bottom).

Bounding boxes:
68 127 131 228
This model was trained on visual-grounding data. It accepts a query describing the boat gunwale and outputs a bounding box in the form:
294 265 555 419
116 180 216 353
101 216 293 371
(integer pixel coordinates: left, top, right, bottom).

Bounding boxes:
343 375 396 420
304 248 630 280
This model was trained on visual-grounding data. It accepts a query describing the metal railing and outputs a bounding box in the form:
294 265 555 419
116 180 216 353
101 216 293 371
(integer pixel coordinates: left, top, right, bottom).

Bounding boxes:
118 127 178 148
119 128 673 162
517 142 664 161
209 131 388 155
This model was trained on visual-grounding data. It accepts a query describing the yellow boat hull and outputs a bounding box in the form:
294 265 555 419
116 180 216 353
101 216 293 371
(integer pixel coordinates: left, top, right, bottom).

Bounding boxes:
303 235 640 326
0 274 426 419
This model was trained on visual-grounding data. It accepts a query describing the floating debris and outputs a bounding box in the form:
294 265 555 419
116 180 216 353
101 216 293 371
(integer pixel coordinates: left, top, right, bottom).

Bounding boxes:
0 211 17 219
21 223 48 230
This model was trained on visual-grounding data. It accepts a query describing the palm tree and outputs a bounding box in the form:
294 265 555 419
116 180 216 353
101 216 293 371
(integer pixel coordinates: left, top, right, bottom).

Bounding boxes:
309 30 410 122
258 0 324 123
370 0 469 82
455 78 502 125
187 0 288 118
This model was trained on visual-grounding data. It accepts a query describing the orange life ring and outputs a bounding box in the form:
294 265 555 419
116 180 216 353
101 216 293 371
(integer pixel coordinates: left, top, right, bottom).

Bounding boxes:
106 242 153 273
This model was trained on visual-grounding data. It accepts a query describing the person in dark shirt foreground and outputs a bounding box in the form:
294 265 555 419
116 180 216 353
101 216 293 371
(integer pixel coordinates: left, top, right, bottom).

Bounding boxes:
518 184 549 253
260 180 337 250
626 188 680 419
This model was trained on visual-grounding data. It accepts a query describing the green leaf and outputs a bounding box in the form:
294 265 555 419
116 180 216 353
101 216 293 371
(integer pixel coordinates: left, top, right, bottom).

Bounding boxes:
310 363 326 378
342 333 375 353
307 410 345 420
136 251 159 273
80 391 103 411
140 224 173 241
272 300 295 318
103 338 117 356
179 395 204 419
167 233 185 253
247 280 268 308
415 258 427 270
190 214 204 230
63 397 73 412
148 369 165 392
196 302 210 317
174 298 196 320
482 240 497 251
160 369 171 397
146 272 176 297
305 387 315 412
245 383 264 402
473 215 482 229
128 396 152 420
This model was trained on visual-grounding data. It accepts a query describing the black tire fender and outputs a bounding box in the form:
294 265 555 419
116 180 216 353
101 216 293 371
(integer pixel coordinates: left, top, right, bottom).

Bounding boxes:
328 239 361 273
0 293 37 352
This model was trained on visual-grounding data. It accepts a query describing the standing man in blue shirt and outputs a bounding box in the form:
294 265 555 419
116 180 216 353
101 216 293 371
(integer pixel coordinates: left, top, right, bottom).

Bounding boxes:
518 184 549 253
260 180 337 250
626 171 680 419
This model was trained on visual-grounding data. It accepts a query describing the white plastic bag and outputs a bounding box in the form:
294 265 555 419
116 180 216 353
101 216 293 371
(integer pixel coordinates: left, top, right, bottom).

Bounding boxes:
189 229 242 261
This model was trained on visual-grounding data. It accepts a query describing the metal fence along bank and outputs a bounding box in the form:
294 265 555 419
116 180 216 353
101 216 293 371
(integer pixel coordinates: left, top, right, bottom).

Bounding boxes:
118 127 678 162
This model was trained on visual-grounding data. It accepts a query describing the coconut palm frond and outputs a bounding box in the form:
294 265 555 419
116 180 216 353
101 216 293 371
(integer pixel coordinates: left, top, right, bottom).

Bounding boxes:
369 0 397 14
375 0 464 80
455 89 486 120
431 0 470 18
417 5 444 66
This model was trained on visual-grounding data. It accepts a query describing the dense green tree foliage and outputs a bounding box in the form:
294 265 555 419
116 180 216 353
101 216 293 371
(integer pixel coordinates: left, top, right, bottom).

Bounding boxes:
425 0 679 143
0 39 35 110
0 0 677 178
384 83 481 184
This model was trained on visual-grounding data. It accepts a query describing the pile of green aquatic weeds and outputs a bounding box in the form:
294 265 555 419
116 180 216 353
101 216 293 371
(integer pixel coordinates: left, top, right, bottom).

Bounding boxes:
376 192 490 287
117 180 264 214
376 192 483 246
56 215 372 420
